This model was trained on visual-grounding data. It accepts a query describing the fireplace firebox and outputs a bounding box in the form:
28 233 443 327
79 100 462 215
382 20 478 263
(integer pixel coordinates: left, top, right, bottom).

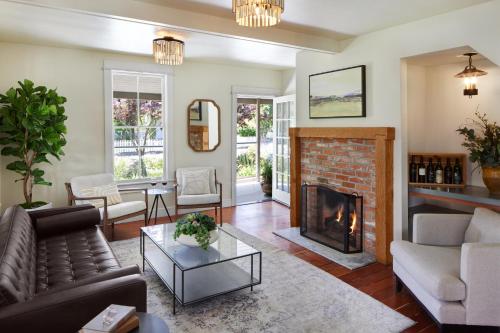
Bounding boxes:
300 184 363 254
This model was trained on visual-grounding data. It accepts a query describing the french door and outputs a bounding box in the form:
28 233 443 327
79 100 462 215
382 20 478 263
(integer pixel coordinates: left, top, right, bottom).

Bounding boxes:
272 95 296 206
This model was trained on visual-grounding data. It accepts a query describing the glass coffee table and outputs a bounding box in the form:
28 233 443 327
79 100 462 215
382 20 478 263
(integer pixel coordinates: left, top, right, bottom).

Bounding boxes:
140 224 262 314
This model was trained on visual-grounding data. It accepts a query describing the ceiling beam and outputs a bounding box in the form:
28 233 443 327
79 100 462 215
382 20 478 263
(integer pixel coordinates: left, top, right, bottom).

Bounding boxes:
11 0 340 54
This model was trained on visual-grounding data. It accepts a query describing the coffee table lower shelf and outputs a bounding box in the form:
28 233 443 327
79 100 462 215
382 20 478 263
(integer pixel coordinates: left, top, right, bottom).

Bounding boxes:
141 234 262 314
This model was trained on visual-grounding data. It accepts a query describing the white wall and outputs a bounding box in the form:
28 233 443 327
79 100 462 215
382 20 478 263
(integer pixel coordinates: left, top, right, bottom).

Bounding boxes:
296 0 500 240
0 42 283 210
282 69 297 95
408 59 500 187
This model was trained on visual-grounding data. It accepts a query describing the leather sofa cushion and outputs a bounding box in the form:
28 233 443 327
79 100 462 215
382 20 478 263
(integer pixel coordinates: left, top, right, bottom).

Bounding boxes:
0 206 37 306
36 227 120 293
391 240 465 301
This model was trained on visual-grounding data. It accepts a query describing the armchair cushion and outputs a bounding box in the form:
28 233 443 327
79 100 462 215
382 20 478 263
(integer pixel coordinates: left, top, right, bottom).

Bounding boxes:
464 207 500 243
181 169 211 195
99 201 146 220
70 173 114 205
176 167 216 194
413 214 472 246
79 183 122 208
177 193 221 206
391 240 465 301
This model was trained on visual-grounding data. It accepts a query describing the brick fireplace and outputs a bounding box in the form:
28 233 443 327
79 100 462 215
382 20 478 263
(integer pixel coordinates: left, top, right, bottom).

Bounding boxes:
290 127 395 264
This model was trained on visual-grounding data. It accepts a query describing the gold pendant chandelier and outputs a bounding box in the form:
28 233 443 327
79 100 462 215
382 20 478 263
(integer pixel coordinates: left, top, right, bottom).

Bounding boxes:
232 0 285 27
153 37 184 65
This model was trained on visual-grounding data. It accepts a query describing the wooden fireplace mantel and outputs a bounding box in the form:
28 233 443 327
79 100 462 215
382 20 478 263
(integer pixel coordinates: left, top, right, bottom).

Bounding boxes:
289 127 395 265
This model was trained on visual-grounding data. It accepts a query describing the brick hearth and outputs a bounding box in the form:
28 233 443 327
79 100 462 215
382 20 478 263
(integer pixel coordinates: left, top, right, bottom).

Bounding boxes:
289 127 395 264
301 138 377 255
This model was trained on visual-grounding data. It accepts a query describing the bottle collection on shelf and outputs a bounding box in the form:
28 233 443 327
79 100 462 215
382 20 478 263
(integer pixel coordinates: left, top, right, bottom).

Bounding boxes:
409 156 463 185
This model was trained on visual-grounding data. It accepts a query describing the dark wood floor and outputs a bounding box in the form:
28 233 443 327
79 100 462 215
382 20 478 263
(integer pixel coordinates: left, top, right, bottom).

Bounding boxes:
114 201 437 333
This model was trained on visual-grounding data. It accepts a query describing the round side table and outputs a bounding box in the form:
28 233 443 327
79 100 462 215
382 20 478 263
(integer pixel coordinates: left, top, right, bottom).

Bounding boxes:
147 187 174 225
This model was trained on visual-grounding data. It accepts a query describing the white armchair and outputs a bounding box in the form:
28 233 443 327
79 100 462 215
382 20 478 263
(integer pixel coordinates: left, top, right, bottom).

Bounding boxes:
391 208 500 332
65 173 148 240
174 167 222 226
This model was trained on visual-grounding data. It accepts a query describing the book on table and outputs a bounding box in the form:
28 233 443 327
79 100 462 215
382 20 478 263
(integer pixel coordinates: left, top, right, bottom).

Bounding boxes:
79 305 138 333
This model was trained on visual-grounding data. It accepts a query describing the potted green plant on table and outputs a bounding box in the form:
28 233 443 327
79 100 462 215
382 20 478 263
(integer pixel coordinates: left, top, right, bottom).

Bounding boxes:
260 157 272 196
173 213 218 250
0 80 67 210
457 111 500 194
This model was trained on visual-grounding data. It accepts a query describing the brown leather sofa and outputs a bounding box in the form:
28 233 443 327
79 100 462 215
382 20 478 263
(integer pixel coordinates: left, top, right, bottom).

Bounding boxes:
0 205 147 333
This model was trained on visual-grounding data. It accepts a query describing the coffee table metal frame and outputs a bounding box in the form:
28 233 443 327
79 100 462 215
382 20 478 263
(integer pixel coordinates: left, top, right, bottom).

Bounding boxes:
140 226 262 314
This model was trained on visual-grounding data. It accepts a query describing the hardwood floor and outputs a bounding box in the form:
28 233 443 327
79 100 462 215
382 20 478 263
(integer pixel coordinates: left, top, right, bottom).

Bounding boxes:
114 201 438 333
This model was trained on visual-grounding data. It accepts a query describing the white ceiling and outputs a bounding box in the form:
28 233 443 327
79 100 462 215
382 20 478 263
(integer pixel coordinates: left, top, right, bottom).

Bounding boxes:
0 0 493 69
0 1 300 69
404 46 488 67
144 0 493 36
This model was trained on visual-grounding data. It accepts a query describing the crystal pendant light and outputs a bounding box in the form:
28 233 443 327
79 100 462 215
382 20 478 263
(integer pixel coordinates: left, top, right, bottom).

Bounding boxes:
232 0 285 27
153 37 184 65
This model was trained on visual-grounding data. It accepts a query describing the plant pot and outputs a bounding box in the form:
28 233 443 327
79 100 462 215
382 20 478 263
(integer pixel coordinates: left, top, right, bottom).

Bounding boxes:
261 182 272 196
176 230 219 247
482 166 500 195
24 202 53 212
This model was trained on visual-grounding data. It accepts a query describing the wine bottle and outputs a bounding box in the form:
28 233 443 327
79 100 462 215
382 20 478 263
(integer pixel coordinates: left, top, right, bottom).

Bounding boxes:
409 155 418 182
435 158 443 184
418 156 426 183
453 158 463 184
444 158 453 184
426 158 435 183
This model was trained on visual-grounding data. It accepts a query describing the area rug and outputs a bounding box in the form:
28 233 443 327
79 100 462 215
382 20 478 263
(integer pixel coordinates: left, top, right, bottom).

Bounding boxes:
110 224 414 333
273 227 375 269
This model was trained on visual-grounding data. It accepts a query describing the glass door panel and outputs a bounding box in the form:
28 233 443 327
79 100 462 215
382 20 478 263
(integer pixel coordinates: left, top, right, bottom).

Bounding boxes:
272 95 295 206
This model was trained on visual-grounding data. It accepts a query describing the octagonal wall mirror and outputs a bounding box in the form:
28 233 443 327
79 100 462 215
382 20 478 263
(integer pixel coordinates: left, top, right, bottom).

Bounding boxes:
187 99 221 152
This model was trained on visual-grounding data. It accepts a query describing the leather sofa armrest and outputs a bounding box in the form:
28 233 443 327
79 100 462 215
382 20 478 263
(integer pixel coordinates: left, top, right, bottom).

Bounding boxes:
460 243 500 326
28 204 94 221
413 213 472 246
35 265 142 296
34 207 101 239
0 274 147 333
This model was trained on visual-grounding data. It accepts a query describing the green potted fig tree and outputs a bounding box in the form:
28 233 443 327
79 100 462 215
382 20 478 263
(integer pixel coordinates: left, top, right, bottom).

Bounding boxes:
457 111 500 194
0 79 67 209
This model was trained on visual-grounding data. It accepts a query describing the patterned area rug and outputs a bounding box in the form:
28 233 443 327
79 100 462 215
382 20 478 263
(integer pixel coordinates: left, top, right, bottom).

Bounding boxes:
110 224 414 333
273 227 375 269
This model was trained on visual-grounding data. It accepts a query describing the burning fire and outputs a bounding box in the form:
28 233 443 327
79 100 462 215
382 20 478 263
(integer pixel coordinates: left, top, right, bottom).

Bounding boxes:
335 206 344 223
350 211 357 235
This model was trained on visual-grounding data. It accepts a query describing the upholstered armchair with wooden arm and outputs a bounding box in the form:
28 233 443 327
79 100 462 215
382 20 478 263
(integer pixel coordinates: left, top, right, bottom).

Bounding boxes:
174 167 223 226
65 173 148 240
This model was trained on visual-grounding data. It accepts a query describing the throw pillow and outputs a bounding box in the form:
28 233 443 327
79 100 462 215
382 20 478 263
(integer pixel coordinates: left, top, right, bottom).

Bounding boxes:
464 207 500 243
79 184 122 208
181 169 211 195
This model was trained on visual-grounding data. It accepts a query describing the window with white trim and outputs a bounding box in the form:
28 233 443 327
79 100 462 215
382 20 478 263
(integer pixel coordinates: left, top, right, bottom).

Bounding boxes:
111 71 166 181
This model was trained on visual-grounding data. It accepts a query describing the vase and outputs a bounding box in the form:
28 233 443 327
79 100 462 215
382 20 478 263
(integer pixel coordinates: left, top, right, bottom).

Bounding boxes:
261 182 272 196
482 166 500 195
176 230 219 247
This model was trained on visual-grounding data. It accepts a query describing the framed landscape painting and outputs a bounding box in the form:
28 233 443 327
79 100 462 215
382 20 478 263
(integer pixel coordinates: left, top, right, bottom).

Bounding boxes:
309 65 366 118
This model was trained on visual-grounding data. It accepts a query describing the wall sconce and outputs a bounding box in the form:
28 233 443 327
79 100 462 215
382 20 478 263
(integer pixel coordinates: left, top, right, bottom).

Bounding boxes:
454 52 487 98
